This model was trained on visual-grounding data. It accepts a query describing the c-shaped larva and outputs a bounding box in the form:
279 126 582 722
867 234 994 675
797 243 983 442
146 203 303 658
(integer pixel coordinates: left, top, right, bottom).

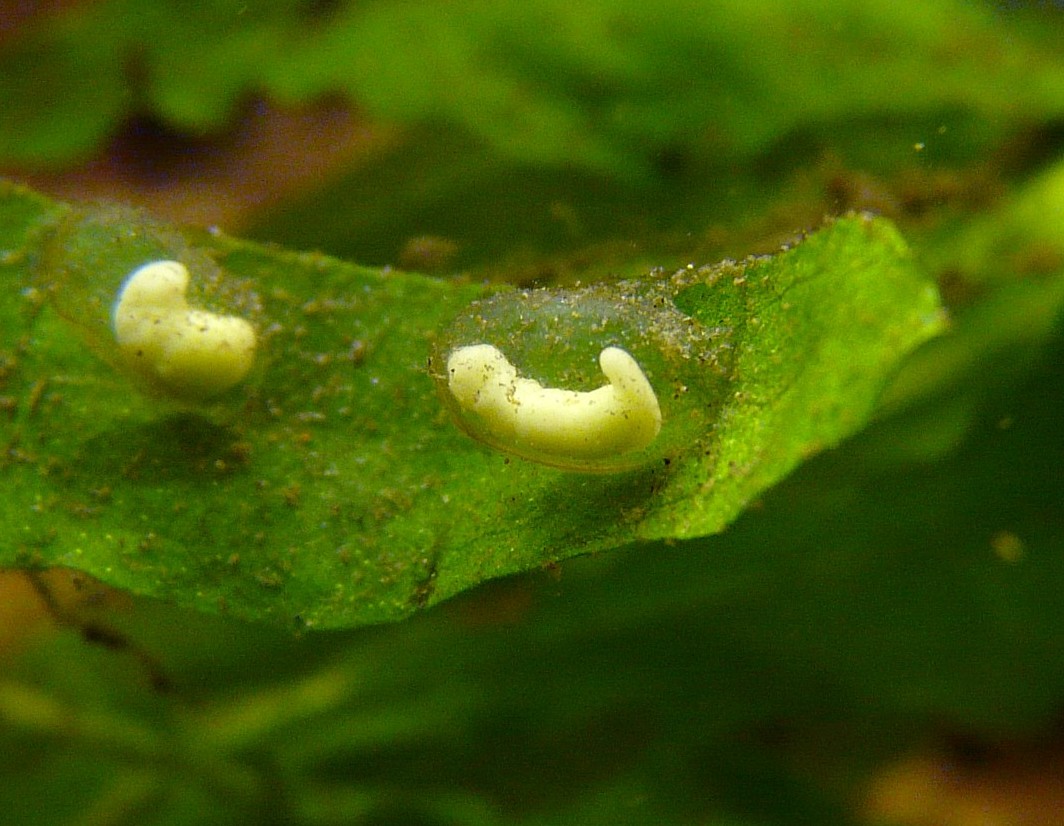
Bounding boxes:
112 260 257 401
446 343 662 465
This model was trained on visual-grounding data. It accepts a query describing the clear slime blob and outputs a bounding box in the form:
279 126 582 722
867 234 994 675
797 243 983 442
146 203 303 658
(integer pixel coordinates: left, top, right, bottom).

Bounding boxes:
433 275 733 472
36 204 261 404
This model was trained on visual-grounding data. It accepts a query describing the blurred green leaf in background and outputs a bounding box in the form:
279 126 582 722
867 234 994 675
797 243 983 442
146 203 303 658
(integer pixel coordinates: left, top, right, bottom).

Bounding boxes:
1 0 1064 824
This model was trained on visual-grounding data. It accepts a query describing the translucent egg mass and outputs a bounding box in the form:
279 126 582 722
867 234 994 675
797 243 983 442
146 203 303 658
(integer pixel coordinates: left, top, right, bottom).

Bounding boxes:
36 204 261 403
433 274 734 472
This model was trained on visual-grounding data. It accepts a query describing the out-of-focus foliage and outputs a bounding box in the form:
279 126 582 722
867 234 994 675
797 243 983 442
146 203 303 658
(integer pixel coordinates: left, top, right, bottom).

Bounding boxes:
2 0 1063 176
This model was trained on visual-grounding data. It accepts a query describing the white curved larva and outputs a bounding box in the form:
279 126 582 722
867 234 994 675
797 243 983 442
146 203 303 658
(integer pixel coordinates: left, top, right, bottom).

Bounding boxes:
112 260 257 400
447 343 662 463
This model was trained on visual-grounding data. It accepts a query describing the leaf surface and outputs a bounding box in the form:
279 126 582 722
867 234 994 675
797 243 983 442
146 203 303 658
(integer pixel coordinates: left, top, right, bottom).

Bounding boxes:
0 183 941 628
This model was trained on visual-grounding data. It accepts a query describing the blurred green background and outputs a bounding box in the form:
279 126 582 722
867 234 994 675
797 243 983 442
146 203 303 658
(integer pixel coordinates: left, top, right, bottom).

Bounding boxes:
2 1 1064 823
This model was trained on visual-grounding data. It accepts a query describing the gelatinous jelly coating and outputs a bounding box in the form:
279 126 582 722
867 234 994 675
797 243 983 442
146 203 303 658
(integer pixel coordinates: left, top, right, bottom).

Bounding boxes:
447 344 661 463
113 260 257 400
433 277 734 472
37 203 264 407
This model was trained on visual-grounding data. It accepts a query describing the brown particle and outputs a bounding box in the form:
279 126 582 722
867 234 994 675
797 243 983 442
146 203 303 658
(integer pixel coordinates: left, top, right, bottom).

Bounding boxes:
281 484 302 507
255 570 283 589
348 339 367 364
0 352 17 386
227 440 253 465
68 501 97 519
26 379 47 416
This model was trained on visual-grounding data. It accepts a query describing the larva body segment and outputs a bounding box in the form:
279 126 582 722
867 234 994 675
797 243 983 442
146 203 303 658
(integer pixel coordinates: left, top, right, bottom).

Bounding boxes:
113 261 257 400
447 344 661 463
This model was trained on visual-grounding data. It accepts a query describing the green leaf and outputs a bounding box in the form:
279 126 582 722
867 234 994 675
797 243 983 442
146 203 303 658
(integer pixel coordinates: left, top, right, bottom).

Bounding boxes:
0 12 130 168
263 0 1064 177
0 181 941 628
3 0 1063 174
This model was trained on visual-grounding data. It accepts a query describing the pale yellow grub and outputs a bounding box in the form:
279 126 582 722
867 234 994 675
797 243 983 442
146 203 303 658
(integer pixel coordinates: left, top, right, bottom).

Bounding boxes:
113 260 256 400
447 343 662 462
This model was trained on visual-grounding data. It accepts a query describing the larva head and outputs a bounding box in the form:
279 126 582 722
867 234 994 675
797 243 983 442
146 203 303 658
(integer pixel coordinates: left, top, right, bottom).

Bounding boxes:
446 343 518 415
597 346 662 448
114 259 188 314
